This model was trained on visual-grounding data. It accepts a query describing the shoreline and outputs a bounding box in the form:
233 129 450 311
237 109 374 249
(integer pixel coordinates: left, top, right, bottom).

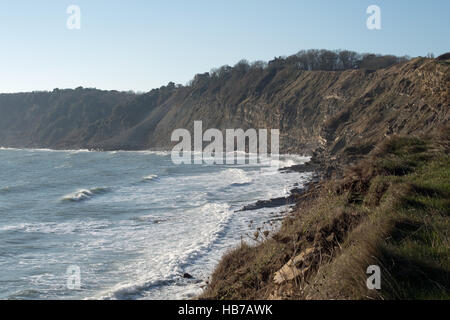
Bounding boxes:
181 159 319 299
0 147 314 300
199 131 450 300
236 162 320 213
189 161 320 299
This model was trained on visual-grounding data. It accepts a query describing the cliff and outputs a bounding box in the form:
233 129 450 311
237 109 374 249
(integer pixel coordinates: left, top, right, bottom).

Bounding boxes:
1 56 448 159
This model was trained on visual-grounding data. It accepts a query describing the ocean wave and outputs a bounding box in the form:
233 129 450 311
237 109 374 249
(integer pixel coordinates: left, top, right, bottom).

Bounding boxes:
1 146 95 153
8 289 43 299
229 182 252 187
105 150 171 156
54 163 72 169
278 155 311 167
0 184 28 194
92 202 232 300
67 149 91 154
0 147 22 151
0 186 11 193
62 187 110 202
219 168 252 185
256 155 311 171
94 278 185 300
0 148 313 300
141 174 158 182
0 219 111 235
138 150 171 156
134 217 169 224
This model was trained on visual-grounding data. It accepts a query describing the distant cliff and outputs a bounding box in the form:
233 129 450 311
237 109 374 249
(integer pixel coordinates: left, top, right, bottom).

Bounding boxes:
0 53 448 159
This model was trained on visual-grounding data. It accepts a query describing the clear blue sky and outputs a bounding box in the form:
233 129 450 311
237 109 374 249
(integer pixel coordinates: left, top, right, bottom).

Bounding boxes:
0 0 448 93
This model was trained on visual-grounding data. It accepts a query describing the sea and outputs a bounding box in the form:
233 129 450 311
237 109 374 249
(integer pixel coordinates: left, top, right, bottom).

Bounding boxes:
0 148 312 300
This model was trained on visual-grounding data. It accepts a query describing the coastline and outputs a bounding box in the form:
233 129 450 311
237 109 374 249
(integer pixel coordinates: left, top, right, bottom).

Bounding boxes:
3 132 448 301
0 147 314 300
188 160 321 299
199 130 450 300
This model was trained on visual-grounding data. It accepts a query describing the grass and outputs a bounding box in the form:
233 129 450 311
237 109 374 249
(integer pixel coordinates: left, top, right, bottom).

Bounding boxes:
200 126 450 300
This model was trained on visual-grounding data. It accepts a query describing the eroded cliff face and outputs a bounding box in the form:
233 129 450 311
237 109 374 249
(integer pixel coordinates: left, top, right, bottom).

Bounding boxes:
320 57 449 159
0 57 448 156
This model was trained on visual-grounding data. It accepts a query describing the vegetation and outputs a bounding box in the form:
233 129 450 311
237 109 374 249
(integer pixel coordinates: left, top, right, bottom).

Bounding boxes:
201 126 449 300
191 49 410 86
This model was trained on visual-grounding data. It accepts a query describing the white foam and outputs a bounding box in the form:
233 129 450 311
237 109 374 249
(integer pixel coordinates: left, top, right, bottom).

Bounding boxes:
92 202 232 300
0 147 21 151
219 168 252 185
0 219 111 234
142 174 158 181
67 149 91 154
62 187 109 202
135 150 171 156
0 148 314 300
0 186 11 192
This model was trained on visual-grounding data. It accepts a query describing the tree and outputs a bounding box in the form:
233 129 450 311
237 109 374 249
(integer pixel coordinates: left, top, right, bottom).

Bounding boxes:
234 59 250 74
338 50 359 69
250 60 268 70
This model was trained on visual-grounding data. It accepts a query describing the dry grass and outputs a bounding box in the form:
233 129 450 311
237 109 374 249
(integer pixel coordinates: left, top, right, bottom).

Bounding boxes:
200 125 450 300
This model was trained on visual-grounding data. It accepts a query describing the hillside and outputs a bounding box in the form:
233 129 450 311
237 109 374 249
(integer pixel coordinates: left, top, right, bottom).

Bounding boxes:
201 127 450 300
0 52 448 159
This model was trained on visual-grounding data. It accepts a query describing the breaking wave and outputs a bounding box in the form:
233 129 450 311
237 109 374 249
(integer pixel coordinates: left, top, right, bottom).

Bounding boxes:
62 187 110 202
141 174 158 182
92 202 232 300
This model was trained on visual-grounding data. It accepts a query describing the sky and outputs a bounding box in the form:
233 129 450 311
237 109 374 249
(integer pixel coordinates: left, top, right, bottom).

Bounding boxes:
0 0 449 93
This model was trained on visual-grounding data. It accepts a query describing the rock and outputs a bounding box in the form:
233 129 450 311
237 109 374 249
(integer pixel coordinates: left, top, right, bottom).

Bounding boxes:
238 197 288 211
273 247 316 284
279 162 319 173
182 273 193 279
237 194 301 212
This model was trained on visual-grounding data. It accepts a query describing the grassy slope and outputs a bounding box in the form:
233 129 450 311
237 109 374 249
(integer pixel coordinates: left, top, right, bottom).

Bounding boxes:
200 127 449 300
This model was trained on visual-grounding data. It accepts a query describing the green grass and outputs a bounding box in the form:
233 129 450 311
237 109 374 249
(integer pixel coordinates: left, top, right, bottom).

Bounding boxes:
200 131 450 300
374 154 450 299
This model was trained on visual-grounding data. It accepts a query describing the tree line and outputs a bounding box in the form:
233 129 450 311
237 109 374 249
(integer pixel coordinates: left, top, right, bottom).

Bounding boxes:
189 49 411 87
